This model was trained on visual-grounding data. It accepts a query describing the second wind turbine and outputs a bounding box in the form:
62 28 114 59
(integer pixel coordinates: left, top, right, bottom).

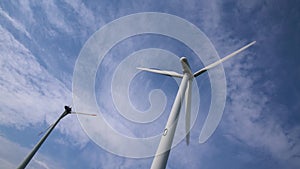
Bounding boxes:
138 41 256 169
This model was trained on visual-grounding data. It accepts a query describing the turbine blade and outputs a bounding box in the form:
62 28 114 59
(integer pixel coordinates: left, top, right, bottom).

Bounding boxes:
194 41 256 77
185 79 192 145
137 67 183 78
38 123 54 136
71 112 97 116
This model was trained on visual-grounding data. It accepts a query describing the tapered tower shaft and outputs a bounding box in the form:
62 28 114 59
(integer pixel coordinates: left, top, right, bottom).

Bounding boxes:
150 74 189 169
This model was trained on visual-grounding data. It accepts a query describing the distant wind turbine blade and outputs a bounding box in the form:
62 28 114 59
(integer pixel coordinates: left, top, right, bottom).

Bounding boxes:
137 67 183 78
71 112 97 116
38 123 54 136
185 79 192 145
194 41 256 77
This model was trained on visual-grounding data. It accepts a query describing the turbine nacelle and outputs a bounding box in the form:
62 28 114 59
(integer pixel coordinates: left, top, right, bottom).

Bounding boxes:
180 57 193 77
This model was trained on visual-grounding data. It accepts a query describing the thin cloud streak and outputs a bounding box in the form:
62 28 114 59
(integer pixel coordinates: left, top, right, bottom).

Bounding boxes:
0 24 91 146
0 136 64 169
0 6 31 38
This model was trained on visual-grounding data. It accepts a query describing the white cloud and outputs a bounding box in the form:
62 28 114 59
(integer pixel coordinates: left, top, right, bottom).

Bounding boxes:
39 0 74 34
0 136 63 169
0 24 69 127
18 0 35 24
79 144 153 169
0 6 31 38
64 0 97 30
33 159 50 169
0 25 90 146
222 43 300 167
236 0 262 13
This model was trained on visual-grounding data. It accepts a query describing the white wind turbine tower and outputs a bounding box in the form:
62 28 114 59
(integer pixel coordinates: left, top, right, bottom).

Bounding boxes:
138 41 256 169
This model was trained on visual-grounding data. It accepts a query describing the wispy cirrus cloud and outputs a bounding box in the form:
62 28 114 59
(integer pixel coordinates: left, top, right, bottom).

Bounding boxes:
0 6 31 38
223 49 300 167
211 14 300 169
64 0 97 30
0 24 90 146
0 136 64 169
38 0 74 34
0 24 69 127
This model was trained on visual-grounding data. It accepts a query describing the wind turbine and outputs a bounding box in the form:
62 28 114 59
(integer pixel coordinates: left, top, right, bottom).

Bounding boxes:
17 106 96 169
138 41 256 169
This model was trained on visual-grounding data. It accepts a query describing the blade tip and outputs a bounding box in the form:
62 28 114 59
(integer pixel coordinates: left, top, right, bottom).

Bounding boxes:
250 41 256 45
198 136 207 144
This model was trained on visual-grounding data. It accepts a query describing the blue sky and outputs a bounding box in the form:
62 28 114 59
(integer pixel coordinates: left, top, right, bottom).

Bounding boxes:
0 0 299 169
